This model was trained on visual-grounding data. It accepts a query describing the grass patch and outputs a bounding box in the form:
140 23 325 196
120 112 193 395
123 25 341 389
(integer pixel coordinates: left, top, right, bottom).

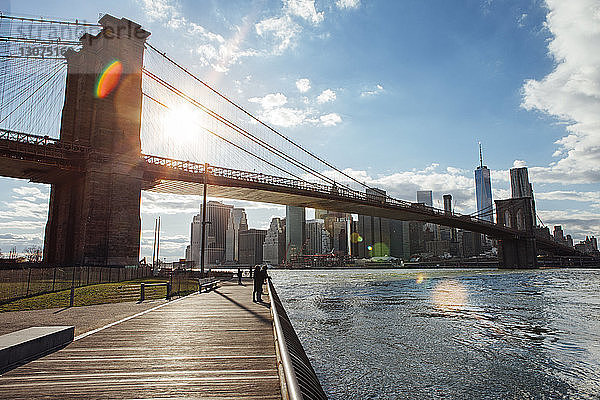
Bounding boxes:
0 278 197 312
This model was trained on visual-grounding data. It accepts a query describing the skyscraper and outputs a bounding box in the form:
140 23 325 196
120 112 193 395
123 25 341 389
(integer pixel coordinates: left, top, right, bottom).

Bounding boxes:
443 194 452 215
188 200 233 265
225 208 248 263
263 217 286 265
305 219 325 254
239 229 266 265
285 206 305 261
417 190 433 206
357 188 391 257
475 143 493 222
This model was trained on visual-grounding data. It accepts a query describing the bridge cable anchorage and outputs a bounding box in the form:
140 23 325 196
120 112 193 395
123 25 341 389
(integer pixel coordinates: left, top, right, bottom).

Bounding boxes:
142 68 345 188
142 92 309 182
144 42 385 193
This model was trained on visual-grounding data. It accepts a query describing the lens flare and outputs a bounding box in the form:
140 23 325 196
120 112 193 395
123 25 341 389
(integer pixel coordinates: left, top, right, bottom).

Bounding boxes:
367 245 373 251
432 279 468 311
95 60 123 98
416 273 426 284
350 232 363 244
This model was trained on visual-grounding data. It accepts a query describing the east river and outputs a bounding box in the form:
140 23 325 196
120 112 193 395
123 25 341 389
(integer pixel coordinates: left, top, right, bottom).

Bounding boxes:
270 268 600 399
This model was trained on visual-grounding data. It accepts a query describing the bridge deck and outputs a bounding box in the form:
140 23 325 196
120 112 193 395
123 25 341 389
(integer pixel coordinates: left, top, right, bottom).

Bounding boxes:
0 281 282 399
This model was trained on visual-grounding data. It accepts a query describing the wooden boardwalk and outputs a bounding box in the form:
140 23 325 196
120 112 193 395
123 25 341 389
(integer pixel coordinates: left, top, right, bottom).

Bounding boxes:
0 281 282 399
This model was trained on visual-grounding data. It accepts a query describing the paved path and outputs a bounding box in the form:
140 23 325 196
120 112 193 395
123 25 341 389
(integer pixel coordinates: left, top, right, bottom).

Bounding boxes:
0 298 168 336
0 281 282 399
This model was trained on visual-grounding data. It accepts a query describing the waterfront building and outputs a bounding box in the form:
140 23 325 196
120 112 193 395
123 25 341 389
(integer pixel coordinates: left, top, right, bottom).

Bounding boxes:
357 189 391 258
409 221 425 256
475 144 493 222
286 206 306 261
225 208 248 263
239 229 267 265
389 220 410 260
443 194 452 215
553 225 565 244
188 201 233 265
263 217 286 265
461 230 482 257
417 190 433 207
566 234 574 248
306 219 325 255
332 219 350 255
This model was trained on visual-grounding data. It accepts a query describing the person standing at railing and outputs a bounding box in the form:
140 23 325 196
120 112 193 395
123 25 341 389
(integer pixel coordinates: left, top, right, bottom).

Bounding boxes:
252 265 262 302
260 265 268 296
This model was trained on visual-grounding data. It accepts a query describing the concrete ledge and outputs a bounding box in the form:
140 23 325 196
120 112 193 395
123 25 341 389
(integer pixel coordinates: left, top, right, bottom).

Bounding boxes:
0 326 74 374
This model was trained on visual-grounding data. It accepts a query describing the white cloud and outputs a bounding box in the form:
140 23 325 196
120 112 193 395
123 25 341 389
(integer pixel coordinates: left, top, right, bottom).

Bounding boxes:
517 13 528 28
521 0 600 184
361 84 385 97
255 0 324 54
260 107 311 127
255 15 301 54
249 93 288 109
317 89 336 103
336 0 361 10
285 0 324 25
296 78 311 93
319 113 342 126
138 0 257 72
512 159 528 168
536 190 600 204
249 91 341 128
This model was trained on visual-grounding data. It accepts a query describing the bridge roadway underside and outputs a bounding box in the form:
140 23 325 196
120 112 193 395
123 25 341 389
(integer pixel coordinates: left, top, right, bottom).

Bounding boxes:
0 281 283 399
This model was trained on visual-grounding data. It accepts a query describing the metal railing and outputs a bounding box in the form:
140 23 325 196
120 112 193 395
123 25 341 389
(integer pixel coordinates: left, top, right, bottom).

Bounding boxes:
268 279 328 400
143 155 524 237
0 128 89 153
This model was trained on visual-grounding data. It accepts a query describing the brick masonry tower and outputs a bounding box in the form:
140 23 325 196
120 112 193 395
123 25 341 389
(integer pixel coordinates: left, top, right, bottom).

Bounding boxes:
495 198 537 268
44 15 150 266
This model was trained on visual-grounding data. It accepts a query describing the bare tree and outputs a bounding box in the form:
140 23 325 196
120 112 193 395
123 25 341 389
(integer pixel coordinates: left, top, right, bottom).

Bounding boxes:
24 246 43 262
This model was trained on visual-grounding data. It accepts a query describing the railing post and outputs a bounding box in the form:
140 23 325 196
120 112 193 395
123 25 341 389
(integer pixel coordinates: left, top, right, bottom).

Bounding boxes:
26 267 32 296
140 283 145 302
69 267 75 307
52 267 57 292
166 282 171 300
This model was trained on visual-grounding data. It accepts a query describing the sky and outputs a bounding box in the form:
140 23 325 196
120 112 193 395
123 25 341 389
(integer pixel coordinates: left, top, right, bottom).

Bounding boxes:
0 0 599 261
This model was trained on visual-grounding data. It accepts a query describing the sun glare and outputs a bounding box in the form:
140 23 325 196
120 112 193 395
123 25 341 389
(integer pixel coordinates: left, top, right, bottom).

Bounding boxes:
161 103 207 145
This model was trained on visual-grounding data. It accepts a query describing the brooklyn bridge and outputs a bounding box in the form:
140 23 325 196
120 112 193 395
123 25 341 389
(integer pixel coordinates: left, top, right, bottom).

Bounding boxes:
0 14 589 269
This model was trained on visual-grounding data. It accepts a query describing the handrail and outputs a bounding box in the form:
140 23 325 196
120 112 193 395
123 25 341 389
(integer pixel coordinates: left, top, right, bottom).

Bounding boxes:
269 278 303 400
268 278 328 400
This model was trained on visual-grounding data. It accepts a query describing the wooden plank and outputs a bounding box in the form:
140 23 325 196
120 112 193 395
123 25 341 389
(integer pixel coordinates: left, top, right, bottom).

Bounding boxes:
0 281 282 399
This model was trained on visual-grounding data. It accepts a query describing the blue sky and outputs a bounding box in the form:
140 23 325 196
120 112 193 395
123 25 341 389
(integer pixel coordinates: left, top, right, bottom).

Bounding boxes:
1 0 599 260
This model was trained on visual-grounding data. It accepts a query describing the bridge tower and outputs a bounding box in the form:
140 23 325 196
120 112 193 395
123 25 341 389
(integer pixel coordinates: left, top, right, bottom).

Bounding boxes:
495 198 537 268
44 16 150 266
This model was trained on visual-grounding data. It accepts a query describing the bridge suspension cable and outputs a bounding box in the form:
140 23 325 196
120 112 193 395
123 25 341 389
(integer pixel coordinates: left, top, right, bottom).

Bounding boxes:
144 43 378 194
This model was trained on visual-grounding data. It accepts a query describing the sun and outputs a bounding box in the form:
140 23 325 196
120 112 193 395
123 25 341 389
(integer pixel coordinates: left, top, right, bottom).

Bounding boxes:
161 102 207 145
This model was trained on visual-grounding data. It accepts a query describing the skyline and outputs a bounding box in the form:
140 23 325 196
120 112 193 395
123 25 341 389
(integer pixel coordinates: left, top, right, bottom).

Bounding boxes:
0 0 598 261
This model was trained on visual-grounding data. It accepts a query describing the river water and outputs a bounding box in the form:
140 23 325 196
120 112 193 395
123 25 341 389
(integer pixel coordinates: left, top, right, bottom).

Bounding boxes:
270 268 600 399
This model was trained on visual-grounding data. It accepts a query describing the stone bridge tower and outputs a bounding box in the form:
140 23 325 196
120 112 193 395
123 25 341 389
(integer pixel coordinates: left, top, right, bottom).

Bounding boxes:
44 16 150 266
495 197 537 268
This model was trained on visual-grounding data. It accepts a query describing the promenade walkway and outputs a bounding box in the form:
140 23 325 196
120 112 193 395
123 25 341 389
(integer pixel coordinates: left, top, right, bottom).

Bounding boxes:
0 281 282 399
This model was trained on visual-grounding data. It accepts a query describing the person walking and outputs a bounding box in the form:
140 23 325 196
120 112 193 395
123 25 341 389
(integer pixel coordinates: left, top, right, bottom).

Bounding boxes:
237 268 242 285
252 265 262 302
